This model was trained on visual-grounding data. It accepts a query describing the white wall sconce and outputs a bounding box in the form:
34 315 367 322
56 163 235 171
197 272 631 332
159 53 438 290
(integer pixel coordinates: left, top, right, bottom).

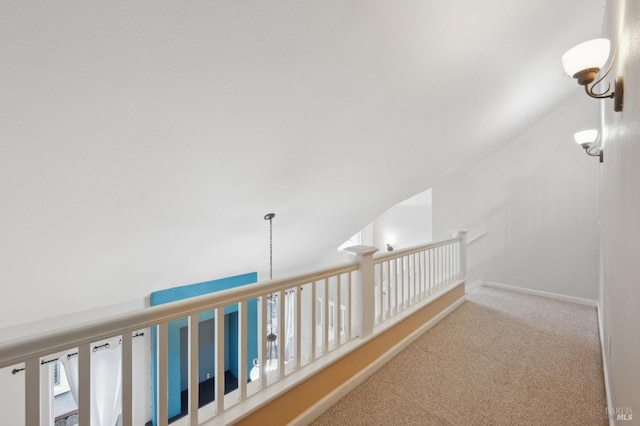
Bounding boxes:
574 129 603 162
384 237 395 252
562 38 623 112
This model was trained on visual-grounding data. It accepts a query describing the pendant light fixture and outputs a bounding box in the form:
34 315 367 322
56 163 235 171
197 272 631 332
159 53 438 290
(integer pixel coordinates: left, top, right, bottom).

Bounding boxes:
264 213 275 280
251 213 278 381
264 213 278 362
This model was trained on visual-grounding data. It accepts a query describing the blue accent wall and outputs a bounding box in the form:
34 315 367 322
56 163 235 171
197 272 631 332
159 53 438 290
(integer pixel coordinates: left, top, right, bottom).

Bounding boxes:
149 272 258 425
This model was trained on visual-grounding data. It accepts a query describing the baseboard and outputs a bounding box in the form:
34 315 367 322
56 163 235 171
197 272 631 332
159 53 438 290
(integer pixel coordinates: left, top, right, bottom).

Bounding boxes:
465 280 484 294
482 281 598 307
292 294 467 425
598 303 614 426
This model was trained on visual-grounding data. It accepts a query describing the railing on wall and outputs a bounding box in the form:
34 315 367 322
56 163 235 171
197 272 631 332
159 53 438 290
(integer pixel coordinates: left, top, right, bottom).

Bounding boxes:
0 232 467 426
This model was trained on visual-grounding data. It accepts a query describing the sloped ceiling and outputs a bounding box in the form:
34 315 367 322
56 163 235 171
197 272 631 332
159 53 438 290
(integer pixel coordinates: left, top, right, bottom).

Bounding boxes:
0 0 605 324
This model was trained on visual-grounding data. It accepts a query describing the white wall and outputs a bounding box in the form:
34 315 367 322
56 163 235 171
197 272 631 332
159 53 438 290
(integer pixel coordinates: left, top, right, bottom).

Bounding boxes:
433 93 600 300
0 1 604 330
372 189 432 252
301 191 432 276
601 0 640 416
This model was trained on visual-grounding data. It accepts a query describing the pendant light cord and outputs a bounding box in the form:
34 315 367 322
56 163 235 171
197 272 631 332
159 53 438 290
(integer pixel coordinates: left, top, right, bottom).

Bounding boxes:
269 216 273 280
264 212 275 280
264 213 276 339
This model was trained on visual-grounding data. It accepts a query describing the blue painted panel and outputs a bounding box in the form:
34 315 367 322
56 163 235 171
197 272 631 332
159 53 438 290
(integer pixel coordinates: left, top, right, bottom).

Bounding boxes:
150 272 258 305
149 272 257 425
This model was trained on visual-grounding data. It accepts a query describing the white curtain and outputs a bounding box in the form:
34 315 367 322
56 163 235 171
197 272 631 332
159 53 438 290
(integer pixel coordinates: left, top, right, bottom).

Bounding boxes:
61 337 122 426
61 351 79 406
283 291 295 362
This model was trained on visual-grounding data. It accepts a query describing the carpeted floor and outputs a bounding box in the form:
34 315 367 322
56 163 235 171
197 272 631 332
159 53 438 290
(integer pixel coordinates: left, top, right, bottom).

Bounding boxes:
311 286 607 425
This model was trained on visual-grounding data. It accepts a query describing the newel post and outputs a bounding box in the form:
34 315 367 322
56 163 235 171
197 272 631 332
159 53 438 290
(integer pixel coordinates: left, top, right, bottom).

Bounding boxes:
344 245 378 339
453 230 468 280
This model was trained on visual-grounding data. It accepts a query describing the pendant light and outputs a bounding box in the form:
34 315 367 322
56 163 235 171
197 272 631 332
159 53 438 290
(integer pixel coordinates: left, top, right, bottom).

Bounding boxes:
264 213 277 363
250 212 278 381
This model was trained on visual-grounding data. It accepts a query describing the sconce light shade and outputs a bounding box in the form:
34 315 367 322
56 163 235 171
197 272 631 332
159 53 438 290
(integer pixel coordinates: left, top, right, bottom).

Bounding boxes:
573 129 602 162
562 39 610 82
562 38 623 112
574 129 599 147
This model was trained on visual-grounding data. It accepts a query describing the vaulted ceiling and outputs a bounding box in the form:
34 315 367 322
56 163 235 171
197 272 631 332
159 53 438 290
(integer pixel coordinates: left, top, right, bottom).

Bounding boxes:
0 0 605 325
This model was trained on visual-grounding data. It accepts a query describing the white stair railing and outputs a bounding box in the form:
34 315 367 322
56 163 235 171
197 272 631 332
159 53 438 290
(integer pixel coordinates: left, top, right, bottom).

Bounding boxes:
372 234 465 325
0 233 467 426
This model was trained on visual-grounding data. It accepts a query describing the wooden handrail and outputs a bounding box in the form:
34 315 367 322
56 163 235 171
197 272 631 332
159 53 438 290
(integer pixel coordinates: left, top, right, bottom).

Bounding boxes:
373 237 460 263
0 261 358 370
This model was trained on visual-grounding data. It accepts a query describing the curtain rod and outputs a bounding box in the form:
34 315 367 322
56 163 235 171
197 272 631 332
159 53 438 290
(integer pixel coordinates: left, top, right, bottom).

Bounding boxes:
267 288 302 298
11 332 144 375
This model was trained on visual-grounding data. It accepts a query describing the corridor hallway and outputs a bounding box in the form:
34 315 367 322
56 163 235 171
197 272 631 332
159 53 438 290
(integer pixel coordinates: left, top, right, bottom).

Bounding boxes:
313 286 606 425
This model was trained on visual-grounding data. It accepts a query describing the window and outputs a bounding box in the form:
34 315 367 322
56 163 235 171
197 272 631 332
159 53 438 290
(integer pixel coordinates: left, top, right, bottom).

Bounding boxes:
53 361 60 386
267 296 278 334
53 361 71 397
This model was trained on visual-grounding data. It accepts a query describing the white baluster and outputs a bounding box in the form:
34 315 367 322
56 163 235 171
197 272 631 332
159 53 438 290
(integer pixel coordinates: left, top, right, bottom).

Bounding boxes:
420 251 424 297
400 256 408 310
336 275 342 347
413 253 418 303
429 248 433 289
453 242 457 281
385 261 391 318
295 287 302 369
278 290 285 377
259 296 267 389
438 246 443 287
188 314 199 425
376 264 381 318
157 323 168 426
25 357 40 426
238 301 247 401
78 343 91 426
346 273 352 341
310 283 316 361
214 307 224 414
323 279 329 353
122 332 133 426
40 361 52 426
448 244 452 283
395 258 400 314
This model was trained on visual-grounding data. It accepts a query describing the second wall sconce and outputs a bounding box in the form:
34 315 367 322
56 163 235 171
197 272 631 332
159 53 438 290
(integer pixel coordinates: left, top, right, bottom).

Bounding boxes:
574 129 603 162
562 38 623 112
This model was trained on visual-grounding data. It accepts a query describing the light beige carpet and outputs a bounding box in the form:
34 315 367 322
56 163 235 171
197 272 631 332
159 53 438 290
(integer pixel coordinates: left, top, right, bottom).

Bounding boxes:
311 286 607 425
